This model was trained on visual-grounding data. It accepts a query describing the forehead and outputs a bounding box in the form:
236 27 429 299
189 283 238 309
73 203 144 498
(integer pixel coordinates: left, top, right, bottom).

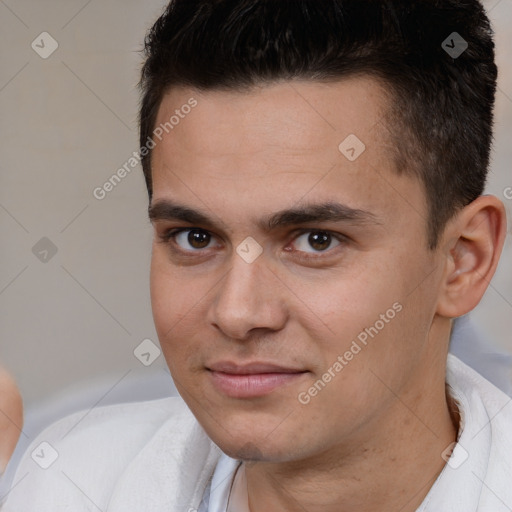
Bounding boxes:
150 78 425 232
154 77 388 161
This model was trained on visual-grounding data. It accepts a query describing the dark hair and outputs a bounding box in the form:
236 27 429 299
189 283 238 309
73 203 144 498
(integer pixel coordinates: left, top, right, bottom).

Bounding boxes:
139 0 497 248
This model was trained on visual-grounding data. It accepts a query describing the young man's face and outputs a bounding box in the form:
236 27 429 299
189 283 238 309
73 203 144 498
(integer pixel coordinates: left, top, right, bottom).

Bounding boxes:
149 78 449 462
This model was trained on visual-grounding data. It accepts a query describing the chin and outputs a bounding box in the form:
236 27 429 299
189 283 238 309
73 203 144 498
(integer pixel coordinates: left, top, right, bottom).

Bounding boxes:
205 421 305 464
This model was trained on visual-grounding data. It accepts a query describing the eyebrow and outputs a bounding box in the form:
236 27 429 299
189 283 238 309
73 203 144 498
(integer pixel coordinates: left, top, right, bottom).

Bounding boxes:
148 200 379 231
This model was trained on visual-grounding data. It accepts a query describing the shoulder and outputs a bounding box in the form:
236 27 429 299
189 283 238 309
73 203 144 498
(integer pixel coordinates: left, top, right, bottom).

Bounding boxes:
447 354 512 440
45 395 193 440
23 395 194 463
447 354 512 420
446 355 512 509
1 396 197 511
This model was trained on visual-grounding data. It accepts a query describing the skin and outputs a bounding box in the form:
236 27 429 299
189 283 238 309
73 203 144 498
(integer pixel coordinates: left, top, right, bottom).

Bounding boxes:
149 78 506 512
0 367 23 474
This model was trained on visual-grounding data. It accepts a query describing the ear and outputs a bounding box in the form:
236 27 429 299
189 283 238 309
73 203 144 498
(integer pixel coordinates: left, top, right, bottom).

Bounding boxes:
436 195 507 318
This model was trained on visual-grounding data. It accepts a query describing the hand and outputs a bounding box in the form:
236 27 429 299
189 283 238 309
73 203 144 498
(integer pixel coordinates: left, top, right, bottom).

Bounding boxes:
0 367 23 474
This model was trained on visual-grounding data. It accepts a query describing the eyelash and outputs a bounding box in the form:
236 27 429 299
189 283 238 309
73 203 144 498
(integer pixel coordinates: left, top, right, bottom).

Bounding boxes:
157 227 348 261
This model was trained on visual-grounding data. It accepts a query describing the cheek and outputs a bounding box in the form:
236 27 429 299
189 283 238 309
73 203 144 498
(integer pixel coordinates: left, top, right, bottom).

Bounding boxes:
150 250 186 348
149 247 212 369
289 262 402 345
309 258 439 395
150 245 199 325
150 255 174 335
293 257 424 390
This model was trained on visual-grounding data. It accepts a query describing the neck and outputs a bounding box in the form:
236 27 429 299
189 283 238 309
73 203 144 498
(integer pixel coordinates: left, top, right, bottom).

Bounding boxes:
244 346 458 512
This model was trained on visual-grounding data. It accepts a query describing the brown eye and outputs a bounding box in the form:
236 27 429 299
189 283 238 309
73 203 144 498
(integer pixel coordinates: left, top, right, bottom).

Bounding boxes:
308 232 331 251
187 229 211 249
168 228 216 251
292 231 340 253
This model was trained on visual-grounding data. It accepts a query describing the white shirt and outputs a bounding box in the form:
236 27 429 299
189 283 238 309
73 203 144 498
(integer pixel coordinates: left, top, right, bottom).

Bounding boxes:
2 355 511 511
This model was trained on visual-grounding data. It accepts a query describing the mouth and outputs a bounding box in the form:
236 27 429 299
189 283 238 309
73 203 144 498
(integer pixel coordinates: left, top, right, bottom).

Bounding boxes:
206 361 309 398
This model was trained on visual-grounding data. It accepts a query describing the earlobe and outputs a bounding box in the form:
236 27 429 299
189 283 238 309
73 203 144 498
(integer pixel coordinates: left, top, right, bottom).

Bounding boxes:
436 195 507 318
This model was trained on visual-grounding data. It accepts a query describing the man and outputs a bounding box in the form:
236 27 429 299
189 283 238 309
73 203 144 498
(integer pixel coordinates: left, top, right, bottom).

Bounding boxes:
2 0 511 510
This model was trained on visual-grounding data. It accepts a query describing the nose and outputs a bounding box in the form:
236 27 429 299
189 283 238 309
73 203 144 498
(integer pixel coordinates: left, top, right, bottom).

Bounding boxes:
207 253 288 340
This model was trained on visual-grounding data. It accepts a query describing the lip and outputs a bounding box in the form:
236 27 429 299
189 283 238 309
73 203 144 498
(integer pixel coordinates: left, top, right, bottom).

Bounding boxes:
208 361 305 374
207 361 308 398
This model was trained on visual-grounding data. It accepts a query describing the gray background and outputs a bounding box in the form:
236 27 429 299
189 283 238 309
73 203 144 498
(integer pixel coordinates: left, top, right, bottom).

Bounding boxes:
1 0 511 410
